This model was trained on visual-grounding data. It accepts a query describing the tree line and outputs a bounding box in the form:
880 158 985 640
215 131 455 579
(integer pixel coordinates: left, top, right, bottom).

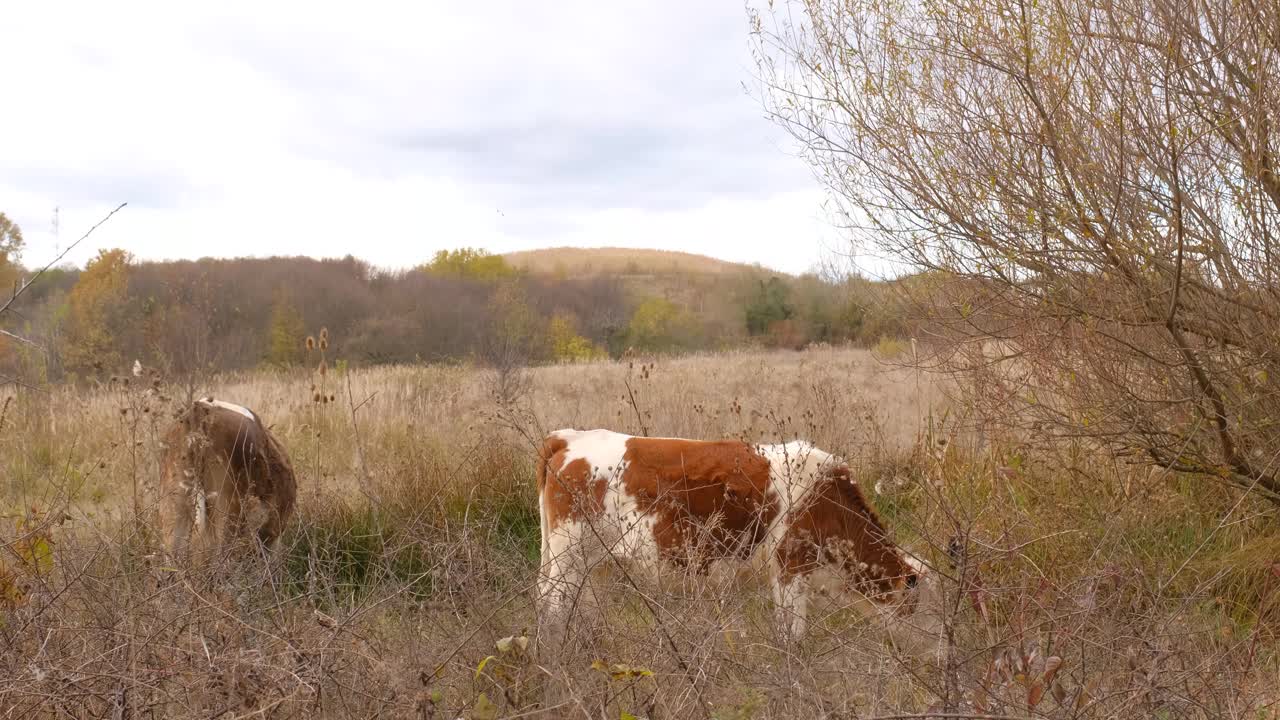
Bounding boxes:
0 236 910 385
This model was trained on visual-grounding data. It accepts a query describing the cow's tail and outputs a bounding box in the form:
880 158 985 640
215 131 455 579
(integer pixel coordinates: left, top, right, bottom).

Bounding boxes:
535 435 568 574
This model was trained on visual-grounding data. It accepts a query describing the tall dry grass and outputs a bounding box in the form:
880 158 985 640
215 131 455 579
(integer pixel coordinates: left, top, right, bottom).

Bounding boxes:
1 348 1277 718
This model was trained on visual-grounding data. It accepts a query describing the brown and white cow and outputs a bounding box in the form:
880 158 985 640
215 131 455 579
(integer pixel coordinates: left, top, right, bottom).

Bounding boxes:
537 428 940 646
158 398 297 564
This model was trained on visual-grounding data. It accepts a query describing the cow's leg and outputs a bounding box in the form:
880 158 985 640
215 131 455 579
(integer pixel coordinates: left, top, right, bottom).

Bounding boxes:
537 515 599 708
537 493 553 601
250 480 295 569
158 478 192 569
772 572 811 639
539 518 590 616
222 491 245 554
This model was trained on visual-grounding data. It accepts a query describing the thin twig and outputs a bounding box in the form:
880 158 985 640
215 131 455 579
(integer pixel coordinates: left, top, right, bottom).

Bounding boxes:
0 202 127 317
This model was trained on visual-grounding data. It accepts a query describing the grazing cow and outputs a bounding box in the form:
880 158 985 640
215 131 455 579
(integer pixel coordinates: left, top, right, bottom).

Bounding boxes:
537 428 940 646
158 398 297 564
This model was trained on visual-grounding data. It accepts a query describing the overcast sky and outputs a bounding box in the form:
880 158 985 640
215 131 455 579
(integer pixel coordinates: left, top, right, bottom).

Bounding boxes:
1 1 854 275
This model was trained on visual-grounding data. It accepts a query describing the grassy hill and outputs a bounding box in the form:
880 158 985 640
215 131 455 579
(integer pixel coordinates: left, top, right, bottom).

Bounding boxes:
502 246 783 277
503 247 794 341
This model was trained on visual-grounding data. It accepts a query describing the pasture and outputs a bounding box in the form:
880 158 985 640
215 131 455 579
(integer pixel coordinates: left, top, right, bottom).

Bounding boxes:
1 347 1277 718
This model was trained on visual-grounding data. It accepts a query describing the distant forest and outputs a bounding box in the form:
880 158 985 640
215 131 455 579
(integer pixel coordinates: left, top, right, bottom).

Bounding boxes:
0 239 909 384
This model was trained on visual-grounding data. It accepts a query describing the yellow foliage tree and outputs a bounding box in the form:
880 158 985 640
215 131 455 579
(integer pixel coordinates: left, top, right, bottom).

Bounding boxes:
548 314 605 363
421 248 518 282
0 212 23 292
626 297 700 352
266 294 306 368
62 248 132 376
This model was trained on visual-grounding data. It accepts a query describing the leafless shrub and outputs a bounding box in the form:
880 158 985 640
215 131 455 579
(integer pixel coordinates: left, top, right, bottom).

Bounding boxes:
752 0 1280 504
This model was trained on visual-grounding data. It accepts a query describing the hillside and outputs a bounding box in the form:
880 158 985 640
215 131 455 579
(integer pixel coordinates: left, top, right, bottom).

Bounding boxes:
502 246 782 277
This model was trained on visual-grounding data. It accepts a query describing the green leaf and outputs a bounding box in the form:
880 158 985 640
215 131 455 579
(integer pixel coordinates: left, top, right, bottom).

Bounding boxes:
471 692 498 720
25 537 53 574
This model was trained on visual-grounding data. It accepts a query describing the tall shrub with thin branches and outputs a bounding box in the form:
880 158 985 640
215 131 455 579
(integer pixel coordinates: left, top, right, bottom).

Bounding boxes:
752 0 1280 500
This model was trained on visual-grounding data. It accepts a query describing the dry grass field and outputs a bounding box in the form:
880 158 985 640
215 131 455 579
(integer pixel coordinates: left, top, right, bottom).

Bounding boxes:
2 347 1277 718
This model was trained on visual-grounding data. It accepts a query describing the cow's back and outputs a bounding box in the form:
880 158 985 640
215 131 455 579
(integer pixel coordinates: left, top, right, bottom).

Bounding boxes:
538 429 777 568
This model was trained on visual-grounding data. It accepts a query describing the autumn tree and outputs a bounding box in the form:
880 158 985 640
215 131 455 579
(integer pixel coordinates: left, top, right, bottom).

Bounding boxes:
626 297 702 353
421 248 518 282
744 276 795 337
62 248 132 378
266 293 307 368
548 313 607 362
478 280 548 369
141 274 230 400
753 0 1280 499
0 212 23 293
0 213 26 374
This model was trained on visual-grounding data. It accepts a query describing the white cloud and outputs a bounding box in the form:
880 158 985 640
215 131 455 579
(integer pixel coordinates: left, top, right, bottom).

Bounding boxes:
0 1 841 275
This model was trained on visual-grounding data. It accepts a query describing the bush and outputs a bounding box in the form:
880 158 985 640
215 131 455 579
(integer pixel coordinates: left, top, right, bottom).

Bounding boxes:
548 315 607 363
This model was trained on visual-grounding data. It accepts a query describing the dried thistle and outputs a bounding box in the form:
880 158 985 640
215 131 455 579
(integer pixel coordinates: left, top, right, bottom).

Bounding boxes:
306 336 316 350
318 360 327 377
320 327 329 342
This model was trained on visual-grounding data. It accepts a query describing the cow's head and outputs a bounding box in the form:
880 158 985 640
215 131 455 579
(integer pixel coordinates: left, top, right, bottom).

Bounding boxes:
883 553 946 657
175 397 214 431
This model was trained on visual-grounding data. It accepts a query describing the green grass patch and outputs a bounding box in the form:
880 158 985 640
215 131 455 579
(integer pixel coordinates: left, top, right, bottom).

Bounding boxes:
282 498 433 606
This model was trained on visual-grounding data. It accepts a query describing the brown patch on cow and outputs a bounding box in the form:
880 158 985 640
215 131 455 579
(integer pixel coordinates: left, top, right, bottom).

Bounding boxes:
536 435 568 494
620 437 778 570
158 400 297 562
538 437 607 528
775 463 913 602
543 457 607 526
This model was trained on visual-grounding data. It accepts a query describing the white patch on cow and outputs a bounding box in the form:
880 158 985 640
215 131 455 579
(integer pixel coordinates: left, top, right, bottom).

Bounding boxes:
551 427 629 474
540 429 673 616
540 515 587 613
547 428 663 568
194 484 208 531
772 575 810 638
538 490 549 567
754 440 838 555
198 397 256 421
